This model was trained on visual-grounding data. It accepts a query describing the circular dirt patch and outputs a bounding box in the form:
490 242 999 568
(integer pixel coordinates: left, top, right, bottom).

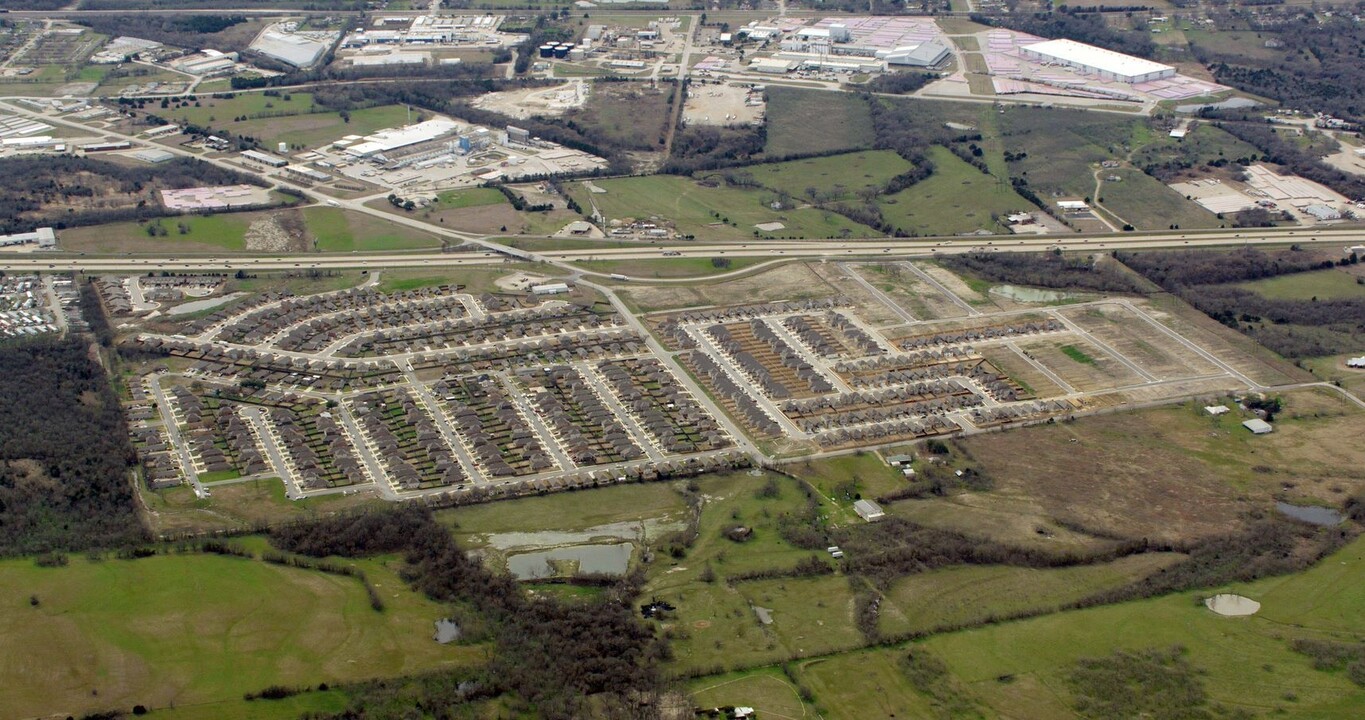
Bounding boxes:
1205 594 1261 617
692 620 712 629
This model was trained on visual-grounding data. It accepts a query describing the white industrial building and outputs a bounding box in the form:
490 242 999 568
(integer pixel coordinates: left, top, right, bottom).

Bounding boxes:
531 282 570 295
1020 39 1174 83
0 227 56 249
342 118 459 158
250 27 336 68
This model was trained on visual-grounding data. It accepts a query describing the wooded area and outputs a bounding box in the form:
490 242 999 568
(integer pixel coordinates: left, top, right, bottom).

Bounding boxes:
0 156 267 234
0 337 146 556
271 506 667 718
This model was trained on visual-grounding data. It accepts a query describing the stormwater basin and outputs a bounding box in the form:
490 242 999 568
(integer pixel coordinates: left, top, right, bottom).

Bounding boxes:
1275 502 1344 526
988 285 1077 303
506 542 633 580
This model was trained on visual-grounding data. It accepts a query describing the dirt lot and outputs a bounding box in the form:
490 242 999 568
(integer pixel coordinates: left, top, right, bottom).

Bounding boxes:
471 80 588 119
1059 303 1223 380
627 262 844 313
682 82 764 127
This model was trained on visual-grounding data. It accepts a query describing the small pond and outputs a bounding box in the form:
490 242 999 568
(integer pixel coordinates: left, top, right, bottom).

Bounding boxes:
506 542 633 580
433 619 461 644
1275 502 1344 526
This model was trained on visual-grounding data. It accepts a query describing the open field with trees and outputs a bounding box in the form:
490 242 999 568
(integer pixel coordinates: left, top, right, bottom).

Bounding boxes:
565 175 878 241
0 549 468 718
763 87 875 157
878 147 1034 236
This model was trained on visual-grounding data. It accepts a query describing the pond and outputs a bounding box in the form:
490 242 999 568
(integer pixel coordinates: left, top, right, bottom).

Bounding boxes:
989 284 1077 303
1275 501 1345 526
506 542 633 580
433 618 461 644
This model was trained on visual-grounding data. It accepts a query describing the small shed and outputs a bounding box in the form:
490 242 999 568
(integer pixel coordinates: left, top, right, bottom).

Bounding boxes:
1242 418 1273 435
854 499 886 522
1204 405 1230 416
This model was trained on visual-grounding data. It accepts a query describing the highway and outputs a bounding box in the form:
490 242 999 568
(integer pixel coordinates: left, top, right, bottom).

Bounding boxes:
2 226 1361 276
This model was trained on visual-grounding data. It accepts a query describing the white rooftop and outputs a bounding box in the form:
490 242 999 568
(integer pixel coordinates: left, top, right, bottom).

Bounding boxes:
1022 38 1172 78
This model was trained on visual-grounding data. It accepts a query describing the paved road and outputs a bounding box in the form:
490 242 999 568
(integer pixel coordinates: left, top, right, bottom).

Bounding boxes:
145 375 205 497
239 406 302 499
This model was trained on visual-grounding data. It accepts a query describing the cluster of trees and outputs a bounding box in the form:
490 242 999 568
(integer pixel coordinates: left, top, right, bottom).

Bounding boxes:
73 14 251 52
0 338 147 556
80 0 366 9
271 506 667 718
1190 9 1365 122
2 0 69 9
0 156 265 233
662 125 767 175
861 71 937 96
1118 246 1335 287
940 252 1147 294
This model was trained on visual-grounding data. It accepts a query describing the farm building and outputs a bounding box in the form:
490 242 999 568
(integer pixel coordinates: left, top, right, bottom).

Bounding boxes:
885 454 913 466
1346 356 1365 368
1204 405 1230 416
854 499 886 522
1242 418 1273 435
1019 39 1174 84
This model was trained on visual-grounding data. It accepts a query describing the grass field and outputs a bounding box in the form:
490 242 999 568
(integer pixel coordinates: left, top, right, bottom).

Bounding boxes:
878 146 1034 236
0 551 478 718
1099 168 1220 230
168 94 413 151
567 81 672 151
878 555 1185 637
687 532 1365 719
918 534 1365 718
439 480 688 542
764 87 875 157
1001 107 1140 199
61 213 258 253
565 175 877 241
140 480 378 537
734 150 913 202
1238 268 1365 301
60 208 440 254
302 207 442 252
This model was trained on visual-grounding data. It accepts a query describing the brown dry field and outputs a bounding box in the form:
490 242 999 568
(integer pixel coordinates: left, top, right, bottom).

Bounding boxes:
629 262 844 313
879 311 1054 343
949 388 1365 545
1019 336 1145 392
1059 302 1223 380
979 345 1068 398
851 262 974 321
812 263 906 327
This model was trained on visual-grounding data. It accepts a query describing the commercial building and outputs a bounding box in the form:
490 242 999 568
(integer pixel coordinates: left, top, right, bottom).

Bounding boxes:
0 227 56 249
250 28 334 68
879 41 950 67
531 283 570 296
285 166 331 183
1019 39 1174 84
749 57 799 74
241 149 289 168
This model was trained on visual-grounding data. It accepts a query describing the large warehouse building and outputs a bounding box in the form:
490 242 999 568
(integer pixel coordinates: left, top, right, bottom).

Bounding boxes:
1019 38 1174 83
